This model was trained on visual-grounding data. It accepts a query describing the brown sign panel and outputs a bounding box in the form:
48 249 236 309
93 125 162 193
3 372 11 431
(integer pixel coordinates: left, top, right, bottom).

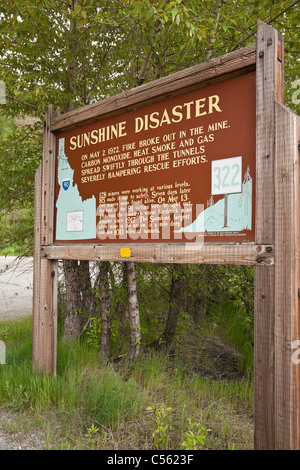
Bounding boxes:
54 71 256 244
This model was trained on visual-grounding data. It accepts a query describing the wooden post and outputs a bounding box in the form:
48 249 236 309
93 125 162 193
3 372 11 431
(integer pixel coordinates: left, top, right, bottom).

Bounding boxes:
274 103 300 449
32 108 58 375
254 21 300 450
254 21 284 449
32 164 42 369
296 117 300 449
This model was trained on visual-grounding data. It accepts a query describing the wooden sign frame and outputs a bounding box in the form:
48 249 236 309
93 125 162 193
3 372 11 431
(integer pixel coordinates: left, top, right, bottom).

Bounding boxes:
32 21 300 449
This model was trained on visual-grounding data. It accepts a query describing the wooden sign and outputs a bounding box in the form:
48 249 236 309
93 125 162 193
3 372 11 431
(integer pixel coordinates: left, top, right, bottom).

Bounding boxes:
32 21 300 451
54 72 256 245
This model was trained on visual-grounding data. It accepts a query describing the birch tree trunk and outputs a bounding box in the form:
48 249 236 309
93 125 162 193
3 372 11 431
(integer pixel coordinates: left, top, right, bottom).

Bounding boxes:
99 261 111 358
62 259 82 340
116 263 129 355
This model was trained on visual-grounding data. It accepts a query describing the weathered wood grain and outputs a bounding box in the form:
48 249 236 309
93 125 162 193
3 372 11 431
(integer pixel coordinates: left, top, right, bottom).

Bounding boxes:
254 20 284 450
32 164 42 370
38 258 57 375
33 106 58 375
51 45 256 132
274 103 300 449
295 112 300 449
254 265 275 448
41 243 274 266
33 164 58 375
41 106 56 245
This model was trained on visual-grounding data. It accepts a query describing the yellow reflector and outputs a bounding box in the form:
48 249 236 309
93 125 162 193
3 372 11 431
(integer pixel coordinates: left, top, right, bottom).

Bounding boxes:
120 247 131 258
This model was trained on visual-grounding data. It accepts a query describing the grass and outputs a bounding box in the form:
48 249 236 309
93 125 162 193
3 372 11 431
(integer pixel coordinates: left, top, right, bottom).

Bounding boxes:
0 316 254 450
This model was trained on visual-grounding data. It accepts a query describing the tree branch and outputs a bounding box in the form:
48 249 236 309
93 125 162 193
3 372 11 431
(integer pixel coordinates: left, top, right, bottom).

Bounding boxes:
231 0 300 51
6 94 40 111
203 0 224 62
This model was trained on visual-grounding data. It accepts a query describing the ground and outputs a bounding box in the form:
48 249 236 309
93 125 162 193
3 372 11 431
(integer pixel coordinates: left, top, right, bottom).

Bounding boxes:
0 256 38 449
0 256 33 321
0 410 45 450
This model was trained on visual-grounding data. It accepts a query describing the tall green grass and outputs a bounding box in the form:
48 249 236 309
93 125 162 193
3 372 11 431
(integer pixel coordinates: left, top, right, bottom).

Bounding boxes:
209 300 254 377
0 317 253 450
0 318 141 429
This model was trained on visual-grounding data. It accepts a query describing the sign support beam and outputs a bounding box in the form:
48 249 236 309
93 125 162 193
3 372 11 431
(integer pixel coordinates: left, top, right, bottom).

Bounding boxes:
41 243 274 266
32 108 58 375
274 103 300 449
254 20 285 451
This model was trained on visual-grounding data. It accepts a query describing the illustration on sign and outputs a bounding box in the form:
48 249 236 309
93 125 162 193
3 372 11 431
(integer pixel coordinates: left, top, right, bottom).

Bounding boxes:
179 160 252 235
56 137 96 240
54 72 256 244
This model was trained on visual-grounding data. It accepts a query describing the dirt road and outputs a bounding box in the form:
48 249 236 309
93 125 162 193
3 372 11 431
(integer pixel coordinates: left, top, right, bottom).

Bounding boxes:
0 256 33 321
0 257 46 449
0 410 46 450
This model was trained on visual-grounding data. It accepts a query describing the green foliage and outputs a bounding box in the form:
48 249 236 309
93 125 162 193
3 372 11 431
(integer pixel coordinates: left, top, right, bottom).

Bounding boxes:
81 260 254 372
0 317 254 449
85 317 102 350
0 1 298 374
0 120 42 256
135 263 172 343
181 418 210 450
0 122 42 208
84 423 100 449
0 114 14 137
0 318 141 426
0 0 299 261
0 0 128 115
210 297 254 376
146 405 173 450
0 208 34 256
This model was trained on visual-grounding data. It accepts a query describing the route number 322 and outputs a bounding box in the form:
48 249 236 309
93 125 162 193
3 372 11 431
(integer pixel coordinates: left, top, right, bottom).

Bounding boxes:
211 156 242 196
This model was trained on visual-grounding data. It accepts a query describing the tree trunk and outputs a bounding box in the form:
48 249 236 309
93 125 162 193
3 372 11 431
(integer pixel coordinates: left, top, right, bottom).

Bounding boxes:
193 296 202 325
116 263 129 355
79 260 97 320
61 0 82 341
126 262 141 361
62 259 82 340
161 265 182 347
150 264 182 350
98 261 111 358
